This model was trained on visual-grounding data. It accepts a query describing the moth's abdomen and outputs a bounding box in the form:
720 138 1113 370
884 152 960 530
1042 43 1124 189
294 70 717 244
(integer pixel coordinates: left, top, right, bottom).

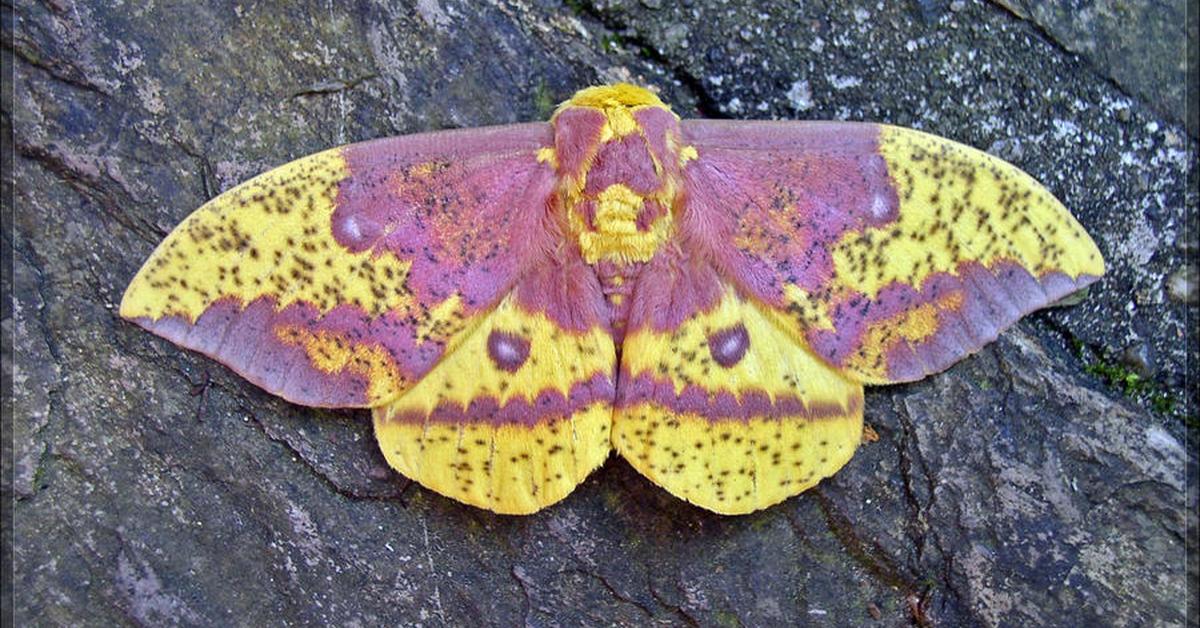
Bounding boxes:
593 259 647 342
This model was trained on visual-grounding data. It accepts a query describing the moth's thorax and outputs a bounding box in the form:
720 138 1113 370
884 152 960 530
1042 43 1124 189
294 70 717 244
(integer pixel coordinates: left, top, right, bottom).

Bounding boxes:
542 85 696 266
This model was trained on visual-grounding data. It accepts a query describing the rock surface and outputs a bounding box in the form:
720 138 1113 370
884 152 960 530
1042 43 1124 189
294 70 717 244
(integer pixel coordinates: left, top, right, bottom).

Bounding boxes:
991 0 1198 137
6 0 1195 625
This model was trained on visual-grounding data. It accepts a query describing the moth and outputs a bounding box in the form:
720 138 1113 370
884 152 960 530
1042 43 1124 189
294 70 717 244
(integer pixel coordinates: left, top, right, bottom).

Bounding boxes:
121 84 1104 515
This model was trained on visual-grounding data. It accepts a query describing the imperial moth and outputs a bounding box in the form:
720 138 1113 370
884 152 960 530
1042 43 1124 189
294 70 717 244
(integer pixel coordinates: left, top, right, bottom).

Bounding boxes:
121 84 1104 515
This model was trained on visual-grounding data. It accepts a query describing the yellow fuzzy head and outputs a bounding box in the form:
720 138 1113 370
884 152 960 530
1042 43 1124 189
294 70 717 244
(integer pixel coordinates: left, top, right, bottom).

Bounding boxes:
554 84 674 141
555 83 670 115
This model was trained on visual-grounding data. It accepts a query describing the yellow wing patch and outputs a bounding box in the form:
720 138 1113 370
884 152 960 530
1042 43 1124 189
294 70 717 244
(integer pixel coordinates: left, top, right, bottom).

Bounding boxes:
120 149 414 322
384 294 613 412
622 285 857 400
840 291 964 381
374 404 611 515
830 126 1105 298
614 406 862 515
373 294 616 514
274 326 409 406
615 285 864 515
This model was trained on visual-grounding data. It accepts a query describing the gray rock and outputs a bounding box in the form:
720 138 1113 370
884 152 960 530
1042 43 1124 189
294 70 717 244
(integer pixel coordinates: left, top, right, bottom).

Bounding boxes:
8 0 1195 626
1121 341 1157 379
988 137 1025 162
1166 264 1198 304
992 0 1198 137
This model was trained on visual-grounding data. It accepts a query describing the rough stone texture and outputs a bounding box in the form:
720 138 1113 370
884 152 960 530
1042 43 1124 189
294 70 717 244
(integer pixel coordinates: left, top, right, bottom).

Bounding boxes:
6 0 1195 626
991 0 1198 138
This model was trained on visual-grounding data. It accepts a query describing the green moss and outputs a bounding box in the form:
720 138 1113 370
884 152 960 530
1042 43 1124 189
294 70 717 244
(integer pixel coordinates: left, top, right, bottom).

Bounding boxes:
562 0 588 15
1076 345 1177 415
601 34 621 53
1051 286 1091 308
713 610 742 627
532 82 558 119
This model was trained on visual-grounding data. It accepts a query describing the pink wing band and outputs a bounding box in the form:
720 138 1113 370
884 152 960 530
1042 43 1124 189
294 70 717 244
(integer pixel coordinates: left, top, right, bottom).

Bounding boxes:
135 297 394 407
384 373 615 427
334 125 556 307
615 370 860 422
804 262 1095 381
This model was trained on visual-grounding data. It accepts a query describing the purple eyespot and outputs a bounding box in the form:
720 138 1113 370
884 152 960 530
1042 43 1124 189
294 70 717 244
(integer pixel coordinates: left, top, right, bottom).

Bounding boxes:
708 324 750 368
487 330 531 373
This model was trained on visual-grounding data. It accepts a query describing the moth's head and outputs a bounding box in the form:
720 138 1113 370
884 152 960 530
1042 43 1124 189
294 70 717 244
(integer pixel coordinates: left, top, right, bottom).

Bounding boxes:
550 83 680 148
547 84 694 265
555 83 669 115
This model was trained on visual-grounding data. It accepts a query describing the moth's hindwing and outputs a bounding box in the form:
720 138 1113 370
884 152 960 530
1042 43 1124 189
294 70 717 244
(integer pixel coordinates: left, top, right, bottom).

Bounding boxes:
373 293 616 515
615 283 864 515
